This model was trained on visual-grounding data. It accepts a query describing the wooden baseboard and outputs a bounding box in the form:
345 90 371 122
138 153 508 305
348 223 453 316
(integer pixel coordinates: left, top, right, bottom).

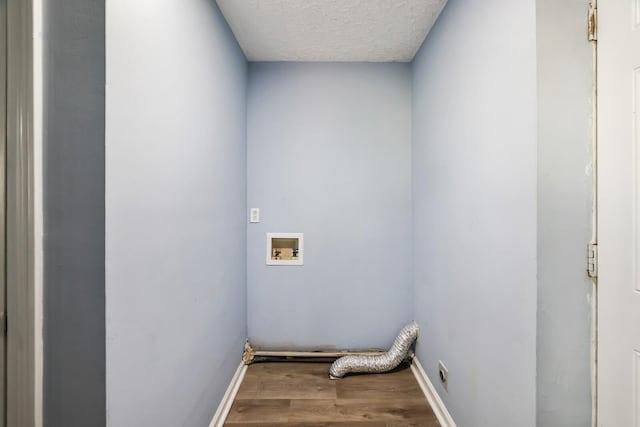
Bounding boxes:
410 357 457 427
209 361 248 427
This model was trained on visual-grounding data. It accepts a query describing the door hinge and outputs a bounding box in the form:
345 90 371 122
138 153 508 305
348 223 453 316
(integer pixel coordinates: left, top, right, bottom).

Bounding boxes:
588 3 598 41
588 243 598 278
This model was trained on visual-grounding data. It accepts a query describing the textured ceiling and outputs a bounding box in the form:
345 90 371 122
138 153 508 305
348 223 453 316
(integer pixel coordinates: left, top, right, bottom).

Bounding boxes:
216 0 448 62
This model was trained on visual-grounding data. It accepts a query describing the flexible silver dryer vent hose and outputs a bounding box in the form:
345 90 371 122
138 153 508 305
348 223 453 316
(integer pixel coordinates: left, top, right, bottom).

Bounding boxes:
329 321 419 379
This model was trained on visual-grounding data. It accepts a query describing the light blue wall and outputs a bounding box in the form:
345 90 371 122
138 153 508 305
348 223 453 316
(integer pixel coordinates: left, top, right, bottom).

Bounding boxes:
247 63 413 350
536 0 594 425
412 1 538 426
105 1 247 426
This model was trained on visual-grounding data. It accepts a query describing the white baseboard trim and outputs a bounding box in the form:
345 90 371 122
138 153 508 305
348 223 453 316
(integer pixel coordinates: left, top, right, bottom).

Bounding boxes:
209 361 248 427
411 357 457 427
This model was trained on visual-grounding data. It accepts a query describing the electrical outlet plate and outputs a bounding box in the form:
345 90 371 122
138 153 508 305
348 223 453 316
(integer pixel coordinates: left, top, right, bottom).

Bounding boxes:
438 360 448 392
250 208 260 223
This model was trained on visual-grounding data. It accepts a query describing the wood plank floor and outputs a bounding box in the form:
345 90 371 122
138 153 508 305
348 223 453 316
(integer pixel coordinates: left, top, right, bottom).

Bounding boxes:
224 362 440 426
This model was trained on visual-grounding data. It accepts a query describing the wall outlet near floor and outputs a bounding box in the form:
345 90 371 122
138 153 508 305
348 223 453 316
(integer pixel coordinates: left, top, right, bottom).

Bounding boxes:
438 360 449 392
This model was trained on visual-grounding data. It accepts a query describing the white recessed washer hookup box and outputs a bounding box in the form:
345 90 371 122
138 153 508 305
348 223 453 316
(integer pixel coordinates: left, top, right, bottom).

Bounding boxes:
267 233 303 266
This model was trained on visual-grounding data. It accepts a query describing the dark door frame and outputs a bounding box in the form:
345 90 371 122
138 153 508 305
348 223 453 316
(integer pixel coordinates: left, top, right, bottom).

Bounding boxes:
6 0 36 425
0 0 6 423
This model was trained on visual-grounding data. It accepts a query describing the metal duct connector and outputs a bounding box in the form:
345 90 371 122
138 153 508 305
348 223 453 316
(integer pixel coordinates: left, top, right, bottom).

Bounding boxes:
329 321 419 379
